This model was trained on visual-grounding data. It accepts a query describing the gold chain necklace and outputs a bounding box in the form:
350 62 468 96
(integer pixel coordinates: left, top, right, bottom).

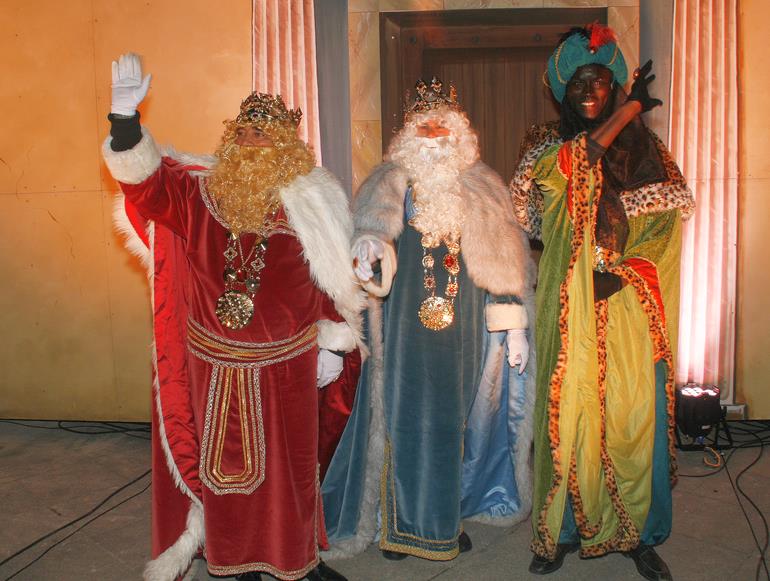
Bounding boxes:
215 209 277 330
418 234 461 331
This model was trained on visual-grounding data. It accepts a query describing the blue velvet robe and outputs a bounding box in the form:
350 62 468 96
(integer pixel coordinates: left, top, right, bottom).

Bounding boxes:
322 188 534 560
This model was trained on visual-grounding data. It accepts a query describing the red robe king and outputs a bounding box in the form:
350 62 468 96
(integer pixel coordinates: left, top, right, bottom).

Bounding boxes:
103 126 365 580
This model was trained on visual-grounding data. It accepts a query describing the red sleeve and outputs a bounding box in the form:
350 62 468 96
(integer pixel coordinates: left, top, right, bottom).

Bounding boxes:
318 292 345 324
118 157 199 238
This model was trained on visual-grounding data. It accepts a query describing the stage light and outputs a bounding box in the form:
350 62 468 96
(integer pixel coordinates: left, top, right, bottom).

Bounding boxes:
675 382 723 438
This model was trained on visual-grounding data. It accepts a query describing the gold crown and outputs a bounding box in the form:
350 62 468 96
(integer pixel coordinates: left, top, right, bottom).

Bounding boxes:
404 77 461 120
235 92 302 128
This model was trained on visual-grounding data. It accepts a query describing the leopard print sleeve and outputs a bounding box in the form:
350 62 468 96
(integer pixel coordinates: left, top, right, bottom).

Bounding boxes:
509 122 562 241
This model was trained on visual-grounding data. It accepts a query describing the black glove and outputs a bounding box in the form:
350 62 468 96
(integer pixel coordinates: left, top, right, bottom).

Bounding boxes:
627 59 663 113
593 271 625 303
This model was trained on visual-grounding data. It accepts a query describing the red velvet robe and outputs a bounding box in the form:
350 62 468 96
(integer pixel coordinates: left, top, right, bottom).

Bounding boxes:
119 157 359 579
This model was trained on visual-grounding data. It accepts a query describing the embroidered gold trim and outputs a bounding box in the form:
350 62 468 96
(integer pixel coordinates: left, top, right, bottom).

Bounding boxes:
207 559 317 580
206 464 322 579
192 320 318 495
188 319 318 369
553 42 566 84
379 439 461 560
199 366 266 495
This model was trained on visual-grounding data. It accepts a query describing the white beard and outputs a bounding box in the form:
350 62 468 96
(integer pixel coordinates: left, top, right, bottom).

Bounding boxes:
391 137 467 243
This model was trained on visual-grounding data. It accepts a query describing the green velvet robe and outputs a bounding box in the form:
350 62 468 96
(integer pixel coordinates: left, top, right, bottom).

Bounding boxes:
527 133 687 559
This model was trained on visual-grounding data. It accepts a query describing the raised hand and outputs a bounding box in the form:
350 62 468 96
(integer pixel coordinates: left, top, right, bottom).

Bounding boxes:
111 53 152 117
627 59 662 113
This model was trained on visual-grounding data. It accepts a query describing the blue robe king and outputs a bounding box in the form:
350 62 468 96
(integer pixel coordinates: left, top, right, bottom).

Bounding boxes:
322 78 537 561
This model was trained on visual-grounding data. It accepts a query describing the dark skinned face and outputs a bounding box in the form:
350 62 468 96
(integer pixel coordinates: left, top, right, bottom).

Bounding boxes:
565 64 613 120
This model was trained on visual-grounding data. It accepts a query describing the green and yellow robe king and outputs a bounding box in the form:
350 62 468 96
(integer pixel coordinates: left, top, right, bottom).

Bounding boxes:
510 122 694 559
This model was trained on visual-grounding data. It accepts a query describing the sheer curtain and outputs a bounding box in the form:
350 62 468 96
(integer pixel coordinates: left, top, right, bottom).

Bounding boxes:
252 0 322 162
669 0 738 401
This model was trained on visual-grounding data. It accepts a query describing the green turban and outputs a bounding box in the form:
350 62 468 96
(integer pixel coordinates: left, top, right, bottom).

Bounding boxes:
547 24 628 103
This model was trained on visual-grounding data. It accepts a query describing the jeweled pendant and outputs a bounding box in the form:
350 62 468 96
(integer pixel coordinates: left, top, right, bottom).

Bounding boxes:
215 290 254 330
418 296 454 331
244 278 260 293
223 267 238 283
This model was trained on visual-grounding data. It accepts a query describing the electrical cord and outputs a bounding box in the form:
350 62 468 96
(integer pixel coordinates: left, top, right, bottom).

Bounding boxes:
679 421 770 580
0 420 153 579
3 479 151 581
722 433 769 581
0 469 151 571
0 419 151 440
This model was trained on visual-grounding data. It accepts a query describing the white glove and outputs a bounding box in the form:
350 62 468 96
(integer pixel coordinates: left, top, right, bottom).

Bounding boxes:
111 53 152 117
352 238 385 282
317 348 344 388
506 329 529 374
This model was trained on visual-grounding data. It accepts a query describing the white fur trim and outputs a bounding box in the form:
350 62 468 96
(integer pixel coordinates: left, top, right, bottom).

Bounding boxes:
144 503 205 581
459 162 535 296
485 303 528 332
111 193 151 270
317 320 357 352
353 161 535 297
102 128 162 184
112 200 205 577
281 167 367 353
352 163 409 243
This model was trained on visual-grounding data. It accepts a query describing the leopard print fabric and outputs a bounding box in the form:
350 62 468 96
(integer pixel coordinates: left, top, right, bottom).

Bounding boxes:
530 135 593 561
509 123 695 240
612 263 679 485
579 299 641 558
510 122 561 240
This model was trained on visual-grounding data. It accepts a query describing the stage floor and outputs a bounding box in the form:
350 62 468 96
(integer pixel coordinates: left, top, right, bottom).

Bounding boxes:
1 419 767 581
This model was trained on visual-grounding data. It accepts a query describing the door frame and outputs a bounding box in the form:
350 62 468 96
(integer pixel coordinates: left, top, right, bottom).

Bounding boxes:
379 8 608 150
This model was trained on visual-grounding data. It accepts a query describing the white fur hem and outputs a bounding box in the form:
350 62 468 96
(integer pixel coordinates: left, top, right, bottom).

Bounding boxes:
143 503 204 581
102 127 162 184
485 303 528 332
317 320 357 352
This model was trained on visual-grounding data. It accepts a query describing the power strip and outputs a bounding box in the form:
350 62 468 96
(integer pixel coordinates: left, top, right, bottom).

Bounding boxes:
724 404 747 420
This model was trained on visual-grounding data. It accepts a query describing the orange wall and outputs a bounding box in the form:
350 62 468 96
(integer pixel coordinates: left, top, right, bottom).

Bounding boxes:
0 1 251 420
736 0 770 418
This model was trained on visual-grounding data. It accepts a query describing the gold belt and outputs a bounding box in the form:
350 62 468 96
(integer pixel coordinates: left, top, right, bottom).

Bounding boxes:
187 319 318 495
187 317 318 368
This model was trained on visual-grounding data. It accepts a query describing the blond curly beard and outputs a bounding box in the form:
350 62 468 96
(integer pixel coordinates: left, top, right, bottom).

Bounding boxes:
387 108 479 243
207 122 315 235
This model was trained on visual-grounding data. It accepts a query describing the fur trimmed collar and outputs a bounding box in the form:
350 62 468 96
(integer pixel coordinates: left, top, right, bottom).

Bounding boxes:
510 122 695 241
353 161 535 298
108 132 366 349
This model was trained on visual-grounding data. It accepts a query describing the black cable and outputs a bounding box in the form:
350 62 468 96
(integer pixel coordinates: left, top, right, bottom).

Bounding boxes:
3 480 151 581
0 420 60 430
723 433 769 581
0 469 151 571
0 419 151 439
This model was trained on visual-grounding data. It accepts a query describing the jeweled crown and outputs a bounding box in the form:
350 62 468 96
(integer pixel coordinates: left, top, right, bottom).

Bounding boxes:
404 77 461 119
235 92 302 128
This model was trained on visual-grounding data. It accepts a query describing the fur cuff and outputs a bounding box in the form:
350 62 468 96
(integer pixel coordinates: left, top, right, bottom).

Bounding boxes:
317 320 357 352
486 303 528 331
102 127 162 185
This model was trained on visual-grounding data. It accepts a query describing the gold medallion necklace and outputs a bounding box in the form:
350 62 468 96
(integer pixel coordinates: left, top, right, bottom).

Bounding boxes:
215 209 277 330
418 234 461 331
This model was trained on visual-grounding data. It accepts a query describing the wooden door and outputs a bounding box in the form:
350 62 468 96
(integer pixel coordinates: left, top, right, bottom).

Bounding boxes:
381 8 607 181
